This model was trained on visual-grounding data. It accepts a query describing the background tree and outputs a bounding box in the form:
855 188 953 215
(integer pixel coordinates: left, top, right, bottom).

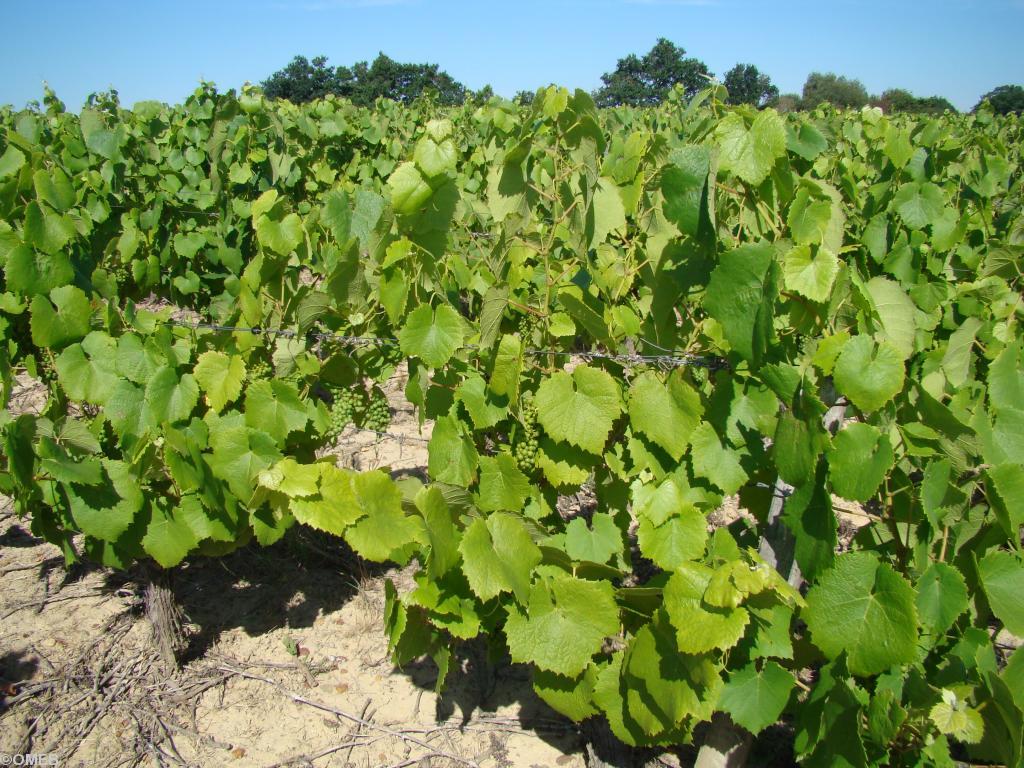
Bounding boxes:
514 90 536 106
722 63 779 107
974 84 1024 115
469 84 496 104
774 93 802 112
262 55 340 103
262 53 467 106
801 72 870 110
345 53 467 106
877 88 956 115
594 38 712 107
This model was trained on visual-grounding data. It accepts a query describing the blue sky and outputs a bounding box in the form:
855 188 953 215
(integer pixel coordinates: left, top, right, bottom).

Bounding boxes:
1 0 1021 111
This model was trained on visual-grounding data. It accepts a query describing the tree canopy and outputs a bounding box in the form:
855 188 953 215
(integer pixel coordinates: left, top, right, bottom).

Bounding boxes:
801 72 870 110
877 88 956 115
722 64 779 107
594 39 712 107
262 53 467 106
974 84 1024 115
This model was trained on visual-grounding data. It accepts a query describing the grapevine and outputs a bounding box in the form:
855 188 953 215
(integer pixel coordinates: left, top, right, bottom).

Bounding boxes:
0 82 1021 767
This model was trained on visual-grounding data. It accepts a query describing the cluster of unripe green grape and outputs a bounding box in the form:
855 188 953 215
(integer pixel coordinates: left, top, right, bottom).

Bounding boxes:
516 312 540 343
513 394 539 473
247 358 272 381
363 387 391 433
35 357 57 386
110 261 132 290
324 389 361 441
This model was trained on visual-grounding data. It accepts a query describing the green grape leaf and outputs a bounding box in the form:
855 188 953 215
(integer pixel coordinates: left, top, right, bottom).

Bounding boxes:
55 332 118 405
24 201 76 254
321 189 351 244
145 367 200 426
783 244 838 303
244 380 309 443
716 110 787 186
505 575 619 677
704 242 779 367
788 189 833 246
774 411 823 486
207 413 282 501
398 304 464 369
477 454 531 512
255 212 304 255
533 667 600 721
565 513 622 564
38 438 102 485
193 351 246 413
978 550 1024 637
803 552 918 676
66 459 144 543
884 126 914 168
942 317 983 388
456 374 507 430
661 145 710 237
623 617 722 735
290 465 361 535
637 513 707 571
388 161 434 215
4 245 74 295
414 136 457 178
535 365 622 455
893 182 945 230
827 422 895 502
104 381 146 437
634 476 694 527
988 339 1024 412
786 121 827 160
460 512 541 603
142 503 200 568
719 661 796 735
416 486 461 579
664 563 749 654
929 689 985 744
986 463 1024 539
345 503 421 563
590 177 627 246
916 562 968 637
627 370 703 460
427 414 479 487
536 437 595 488
833 335 905 413
30 286 92 349
690 422 748 495
478 285 509 349
0 145 25 179
865 276 917 360
782 462 837 581
259 457 321 498
489 334 522 398
115 334 163 384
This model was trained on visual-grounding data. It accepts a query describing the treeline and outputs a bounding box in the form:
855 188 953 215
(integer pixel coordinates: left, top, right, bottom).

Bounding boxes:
260 41 1024 116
